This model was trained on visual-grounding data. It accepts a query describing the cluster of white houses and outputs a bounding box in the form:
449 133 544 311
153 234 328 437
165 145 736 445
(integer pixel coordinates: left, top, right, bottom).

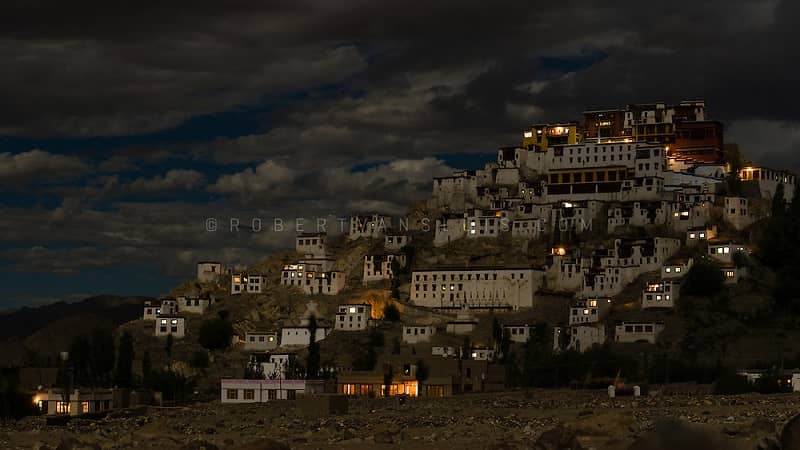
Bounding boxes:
142 295 217 338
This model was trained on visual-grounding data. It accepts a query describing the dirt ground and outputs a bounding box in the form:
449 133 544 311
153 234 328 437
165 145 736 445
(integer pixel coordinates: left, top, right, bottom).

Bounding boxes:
2 390 800 450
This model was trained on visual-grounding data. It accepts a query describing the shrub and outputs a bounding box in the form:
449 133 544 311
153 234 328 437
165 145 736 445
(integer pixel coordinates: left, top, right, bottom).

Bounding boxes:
189 350 209 369
383 304 400 321
681 260 725 297
713 370 752 395
198 318 234 350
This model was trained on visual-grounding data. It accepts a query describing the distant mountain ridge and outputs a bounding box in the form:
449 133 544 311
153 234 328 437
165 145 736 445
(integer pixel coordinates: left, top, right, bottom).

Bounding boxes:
0 295 149 342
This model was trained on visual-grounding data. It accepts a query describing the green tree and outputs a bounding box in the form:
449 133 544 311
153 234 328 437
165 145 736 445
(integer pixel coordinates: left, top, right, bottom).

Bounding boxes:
724 143 743 196
306 315 320 379
114 331 135 388
198 317 234 350
383 304 400 321
368 328 385 348
391 337 401 355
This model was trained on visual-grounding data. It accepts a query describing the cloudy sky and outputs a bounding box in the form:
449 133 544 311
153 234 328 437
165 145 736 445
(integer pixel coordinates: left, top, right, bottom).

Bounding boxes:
2 0 799 309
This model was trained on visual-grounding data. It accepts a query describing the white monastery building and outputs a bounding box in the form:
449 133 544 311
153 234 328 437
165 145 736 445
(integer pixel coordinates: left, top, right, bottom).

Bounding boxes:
411 266 545 310
335 304 372 331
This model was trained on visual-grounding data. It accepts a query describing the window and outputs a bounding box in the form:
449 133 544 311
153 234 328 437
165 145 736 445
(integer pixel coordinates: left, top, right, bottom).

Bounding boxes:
56 402 70 414
81 402 90 413
287 390 297 400
268 389 277 400
226 389 238 400
243 389 255 400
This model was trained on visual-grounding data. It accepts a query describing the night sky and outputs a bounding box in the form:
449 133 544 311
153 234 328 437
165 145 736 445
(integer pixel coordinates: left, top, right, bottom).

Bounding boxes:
2 1 799 309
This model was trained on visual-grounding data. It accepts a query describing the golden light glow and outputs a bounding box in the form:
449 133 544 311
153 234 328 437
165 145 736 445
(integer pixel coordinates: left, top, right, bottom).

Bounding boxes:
551 246 567 256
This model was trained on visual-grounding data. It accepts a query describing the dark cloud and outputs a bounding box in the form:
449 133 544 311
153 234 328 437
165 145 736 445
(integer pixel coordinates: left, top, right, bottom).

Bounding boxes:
2 0 800 305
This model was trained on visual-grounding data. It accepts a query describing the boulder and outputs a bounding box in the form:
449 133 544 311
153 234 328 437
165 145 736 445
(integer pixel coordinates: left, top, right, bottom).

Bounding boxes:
231 438 290 450
532 425 584 450
180 440 220 450
782 414 800 450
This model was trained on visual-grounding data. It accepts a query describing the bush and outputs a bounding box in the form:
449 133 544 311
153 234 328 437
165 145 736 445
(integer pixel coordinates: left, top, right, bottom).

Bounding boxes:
713 370 752 395
681 260 725 297
189 350 209 369
198 318 234 350
383 304 400 321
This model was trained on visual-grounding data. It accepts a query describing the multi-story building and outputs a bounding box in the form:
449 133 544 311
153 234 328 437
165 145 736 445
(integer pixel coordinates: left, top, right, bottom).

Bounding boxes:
280 326 331 347
411 266 545 310
349 214 392 240
177 296 213 314
569 298 611 325
231 273 265 295
503 324 533 343
363 254 406 283
662 258 692 279
521 122 581 151
220 379 324 403
686 225 717 247
739 166 796 203
641 280 679 309
433 214 467 247
553 325 606 353
384 234 411 251
723 196 757 230
197 261 223 283
614 322 665 344
281 262 345 295
335 304 372 331
708 241 747 264
154 316 186 338
402 325 437 344
243 332 279 351
432 170 478 212
296 232 327 257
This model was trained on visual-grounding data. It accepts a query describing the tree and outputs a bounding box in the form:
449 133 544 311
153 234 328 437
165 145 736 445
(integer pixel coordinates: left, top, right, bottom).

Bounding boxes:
680 259 725 297
415 359 429 386
69 335 92 386
306 315 320 379
368 329 385 348
89 328 115 385
114 331 135 388
772 183 786 218
140 351 152 384
724 143 743 196
382 363 393 397
390 258 402 299
190 350 209 369
491 316 502 345
499 329 512 363
391 337 401 355
461 336 471 360
165 334 174 360
198 317 234 350
383 304 400 321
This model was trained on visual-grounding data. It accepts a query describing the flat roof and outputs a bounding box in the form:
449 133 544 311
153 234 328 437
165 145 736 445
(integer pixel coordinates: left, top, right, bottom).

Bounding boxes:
412 265 540 272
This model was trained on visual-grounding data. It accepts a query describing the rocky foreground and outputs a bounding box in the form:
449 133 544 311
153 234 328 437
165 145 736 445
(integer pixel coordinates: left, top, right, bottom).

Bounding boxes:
2 390 800 450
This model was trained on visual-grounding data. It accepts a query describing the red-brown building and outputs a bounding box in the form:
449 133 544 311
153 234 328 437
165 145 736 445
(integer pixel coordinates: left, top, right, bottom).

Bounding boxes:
582 109 627 141
671 120 724 162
